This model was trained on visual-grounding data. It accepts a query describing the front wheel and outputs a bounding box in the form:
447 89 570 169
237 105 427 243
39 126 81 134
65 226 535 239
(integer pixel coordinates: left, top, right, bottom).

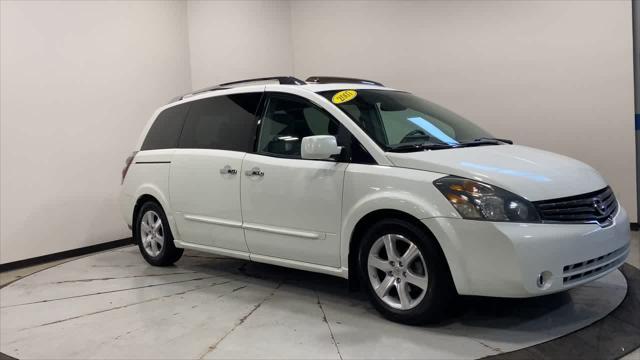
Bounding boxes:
134 201 183 266
358 218 454 324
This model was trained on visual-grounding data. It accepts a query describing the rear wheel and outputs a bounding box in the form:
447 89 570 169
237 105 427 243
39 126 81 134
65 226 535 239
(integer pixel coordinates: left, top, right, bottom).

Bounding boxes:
134 201 183 266
358 218 454 324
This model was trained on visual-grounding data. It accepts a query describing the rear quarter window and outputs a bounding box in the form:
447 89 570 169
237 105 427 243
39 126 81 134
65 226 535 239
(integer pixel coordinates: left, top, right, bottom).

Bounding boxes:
141 103 190 151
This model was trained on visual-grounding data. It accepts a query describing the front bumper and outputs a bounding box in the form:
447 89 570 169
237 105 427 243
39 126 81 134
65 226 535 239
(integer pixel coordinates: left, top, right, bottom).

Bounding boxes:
422 204 630 297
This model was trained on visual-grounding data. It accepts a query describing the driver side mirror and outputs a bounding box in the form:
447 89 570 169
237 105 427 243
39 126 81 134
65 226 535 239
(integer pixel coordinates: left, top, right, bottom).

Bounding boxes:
301 135 342 160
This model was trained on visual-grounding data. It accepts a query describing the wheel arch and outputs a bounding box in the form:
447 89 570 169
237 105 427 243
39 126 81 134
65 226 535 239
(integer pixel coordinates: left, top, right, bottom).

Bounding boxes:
133 194 162 221
346 209 455 293
131 188 179 243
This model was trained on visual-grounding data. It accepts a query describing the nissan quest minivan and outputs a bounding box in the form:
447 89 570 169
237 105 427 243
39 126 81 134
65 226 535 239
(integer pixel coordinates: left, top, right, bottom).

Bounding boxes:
120 76 631 324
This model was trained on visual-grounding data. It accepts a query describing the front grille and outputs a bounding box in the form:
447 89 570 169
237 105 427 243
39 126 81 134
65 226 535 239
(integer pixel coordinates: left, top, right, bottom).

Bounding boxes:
562 244 628 285
533 187 618 226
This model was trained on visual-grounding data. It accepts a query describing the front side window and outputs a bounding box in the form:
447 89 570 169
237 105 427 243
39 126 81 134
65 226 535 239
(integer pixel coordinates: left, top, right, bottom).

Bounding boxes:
319 89 494 151
179 93 262 152
257 93 343 158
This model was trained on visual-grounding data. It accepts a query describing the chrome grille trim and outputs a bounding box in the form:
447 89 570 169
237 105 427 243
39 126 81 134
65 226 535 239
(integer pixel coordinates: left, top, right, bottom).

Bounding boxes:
562 244 629 285
533 187 618 226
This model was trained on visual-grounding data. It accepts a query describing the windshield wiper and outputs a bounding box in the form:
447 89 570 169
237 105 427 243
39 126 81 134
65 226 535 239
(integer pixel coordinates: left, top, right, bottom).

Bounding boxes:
387 137 513 152
386 142 455 152
472 137 513 144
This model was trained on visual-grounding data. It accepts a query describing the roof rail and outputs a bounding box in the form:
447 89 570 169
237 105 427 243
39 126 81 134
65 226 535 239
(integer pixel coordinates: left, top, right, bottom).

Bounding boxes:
170 76 306 103
170 85 225 103
305 76 384 86
220 76 305 87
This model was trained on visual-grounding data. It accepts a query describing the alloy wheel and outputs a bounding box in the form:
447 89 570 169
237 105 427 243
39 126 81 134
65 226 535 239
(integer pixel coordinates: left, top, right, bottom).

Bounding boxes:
367 234 429 310
140 210 164 257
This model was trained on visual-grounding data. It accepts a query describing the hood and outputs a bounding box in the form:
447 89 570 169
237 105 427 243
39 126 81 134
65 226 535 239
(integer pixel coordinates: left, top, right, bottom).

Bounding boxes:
385 145 607 201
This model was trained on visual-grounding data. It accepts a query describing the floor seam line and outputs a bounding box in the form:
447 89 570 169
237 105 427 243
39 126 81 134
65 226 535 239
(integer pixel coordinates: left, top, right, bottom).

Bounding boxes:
0 246 135 290
197 281 283 359
2 275 221 308
17 280 232 331
316 290 343 360
48 271 198 284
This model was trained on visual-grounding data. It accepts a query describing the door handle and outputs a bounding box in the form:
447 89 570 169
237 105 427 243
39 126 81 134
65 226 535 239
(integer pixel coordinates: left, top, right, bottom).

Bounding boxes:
219 165 238 175
245 167 264 177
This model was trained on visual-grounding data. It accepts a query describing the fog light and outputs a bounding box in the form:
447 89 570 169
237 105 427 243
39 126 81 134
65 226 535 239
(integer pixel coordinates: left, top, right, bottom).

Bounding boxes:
536 271 552 289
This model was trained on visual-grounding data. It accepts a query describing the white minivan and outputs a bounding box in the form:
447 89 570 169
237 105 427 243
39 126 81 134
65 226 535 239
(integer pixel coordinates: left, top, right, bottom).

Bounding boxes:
120 76 630 324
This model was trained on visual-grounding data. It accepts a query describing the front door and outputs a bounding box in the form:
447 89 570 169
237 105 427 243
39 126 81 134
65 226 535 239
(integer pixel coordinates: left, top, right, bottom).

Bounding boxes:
170 91 262 252
241 92 347 267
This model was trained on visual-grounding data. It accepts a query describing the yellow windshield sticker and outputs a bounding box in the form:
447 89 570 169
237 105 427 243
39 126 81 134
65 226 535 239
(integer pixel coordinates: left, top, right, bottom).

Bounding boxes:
332 90 357 104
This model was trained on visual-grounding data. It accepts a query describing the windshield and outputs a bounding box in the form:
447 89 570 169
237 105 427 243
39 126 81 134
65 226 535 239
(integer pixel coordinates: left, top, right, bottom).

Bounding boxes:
319 89 493 151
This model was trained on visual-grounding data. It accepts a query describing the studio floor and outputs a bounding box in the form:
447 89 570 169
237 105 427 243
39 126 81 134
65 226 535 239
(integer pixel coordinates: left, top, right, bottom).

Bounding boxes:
1 233 639 360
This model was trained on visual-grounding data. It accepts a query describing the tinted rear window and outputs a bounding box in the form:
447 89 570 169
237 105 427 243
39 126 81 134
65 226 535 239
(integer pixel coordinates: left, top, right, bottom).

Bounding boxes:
141 103 190 151
179 93 262 152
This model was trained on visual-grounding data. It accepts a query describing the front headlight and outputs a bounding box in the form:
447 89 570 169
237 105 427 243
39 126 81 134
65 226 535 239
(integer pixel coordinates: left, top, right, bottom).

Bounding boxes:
434 176 540 222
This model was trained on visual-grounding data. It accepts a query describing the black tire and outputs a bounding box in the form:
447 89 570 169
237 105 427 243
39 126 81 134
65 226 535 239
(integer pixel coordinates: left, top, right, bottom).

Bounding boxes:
134 201 183 266
358 218 455 325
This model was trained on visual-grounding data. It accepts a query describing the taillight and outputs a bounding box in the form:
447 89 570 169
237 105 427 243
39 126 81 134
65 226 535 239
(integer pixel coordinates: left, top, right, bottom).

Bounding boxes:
121 151 138 184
